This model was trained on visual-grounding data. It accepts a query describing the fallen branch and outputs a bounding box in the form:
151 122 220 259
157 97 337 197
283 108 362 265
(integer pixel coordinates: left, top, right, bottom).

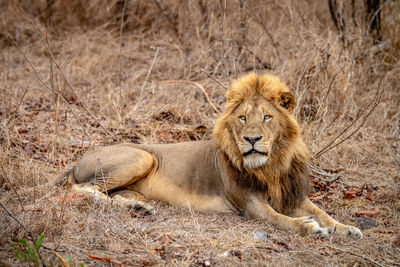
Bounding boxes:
314 73 385 158
326 245 383 267
40 33 119 141
308 163 343 183
0 202 46 266
1 26 93 144
8 4 118 141
162 80 220 114
0 162 24 211
200 68 227 90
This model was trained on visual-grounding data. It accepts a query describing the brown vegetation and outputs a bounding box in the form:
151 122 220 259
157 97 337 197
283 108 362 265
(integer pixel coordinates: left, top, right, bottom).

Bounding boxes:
0 0 399 266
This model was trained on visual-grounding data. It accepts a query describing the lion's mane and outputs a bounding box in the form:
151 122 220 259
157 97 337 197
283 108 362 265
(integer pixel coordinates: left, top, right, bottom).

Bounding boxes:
212 73 310 214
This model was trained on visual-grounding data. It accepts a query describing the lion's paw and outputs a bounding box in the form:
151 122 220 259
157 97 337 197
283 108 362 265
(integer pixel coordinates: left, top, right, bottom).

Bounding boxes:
334 223 363 239
128 201 156 216
112 195 156 215
128 200 156 215
295 216 332 237
344 225 363 239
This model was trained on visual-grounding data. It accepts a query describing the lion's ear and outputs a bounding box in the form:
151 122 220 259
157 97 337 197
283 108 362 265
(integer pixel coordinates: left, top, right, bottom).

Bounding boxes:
277 92 295 112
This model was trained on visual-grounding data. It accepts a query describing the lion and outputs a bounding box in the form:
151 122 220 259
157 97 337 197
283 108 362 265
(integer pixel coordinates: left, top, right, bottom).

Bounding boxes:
63 73 362 238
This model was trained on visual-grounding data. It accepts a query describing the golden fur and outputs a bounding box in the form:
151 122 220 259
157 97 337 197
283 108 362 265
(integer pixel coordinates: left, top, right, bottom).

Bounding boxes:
62 73 362 238
213 73 310 214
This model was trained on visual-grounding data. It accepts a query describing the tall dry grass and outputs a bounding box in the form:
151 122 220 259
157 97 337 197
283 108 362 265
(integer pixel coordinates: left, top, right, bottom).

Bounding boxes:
1 0 399 266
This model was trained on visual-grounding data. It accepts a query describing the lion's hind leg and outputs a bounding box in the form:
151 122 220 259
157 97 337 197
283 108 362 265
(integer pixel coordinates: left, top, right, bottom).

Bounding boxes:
70 144 156 206
291 199 362 239
72 144 156 190
111 190 155 215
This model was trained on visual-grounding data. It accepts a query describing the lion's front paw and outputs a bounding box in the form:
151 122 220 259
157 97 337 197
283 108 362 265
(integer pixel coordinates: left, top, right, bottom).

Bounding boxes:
335 223 363 239
344 225 363 239
294 216 332 237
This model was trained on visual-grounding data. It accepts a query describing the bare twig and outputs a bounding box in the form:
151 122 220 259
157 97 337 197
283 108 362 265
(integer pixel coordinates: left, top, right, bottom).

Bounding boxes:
39 35 119 141
52 251 70 267
1 26 93 144
326 245 383 267
163 80 220 114
323 70 340 102
317 94 381 156
133 47 159 112
0 163 24 211
328 0 347 44
0 203 33 238
119 0 129 119
139 47 159 102
308 163 343 183
250 12 282 63
351 0 357 28
216 0 231 83
10 3 117 141
5 86 29 127
394 122 400 183
45 31 55 96
0 202 46 266
366 0 392 36
45 30 60 163
200 68 227 90
239 43 270 70
152 0 178 36
314 73 385 158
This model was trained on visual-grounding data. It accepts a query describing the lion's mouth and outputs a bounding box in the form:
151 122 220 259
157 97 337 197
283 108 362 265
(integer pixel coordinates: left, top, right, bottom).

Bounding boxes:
243 149 267 157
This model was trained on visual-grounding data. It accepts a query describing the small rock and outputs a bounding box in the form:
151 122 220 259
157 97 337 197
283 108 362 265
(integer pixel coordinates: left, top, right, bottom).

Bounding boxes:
219 250 242 258
204 260 211 266
254 231 270 240
219 251 229 257
354 217 379 230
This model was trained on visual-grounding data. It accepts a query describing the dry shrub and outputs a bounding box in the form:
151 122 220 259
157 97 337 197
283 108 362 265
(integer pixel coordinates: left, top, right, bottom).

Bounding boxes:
1 0 399 266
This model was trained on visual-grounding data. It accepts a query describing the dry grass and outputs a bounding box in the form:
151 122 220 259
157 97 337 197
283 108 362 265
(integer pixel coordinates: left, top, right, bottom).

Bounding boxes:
1 0 399 266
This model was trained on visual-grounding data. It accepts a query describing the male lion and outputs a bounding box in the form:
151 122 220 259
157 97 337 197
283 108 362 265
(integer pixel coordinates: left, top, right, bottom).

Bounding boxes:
64 73 362 238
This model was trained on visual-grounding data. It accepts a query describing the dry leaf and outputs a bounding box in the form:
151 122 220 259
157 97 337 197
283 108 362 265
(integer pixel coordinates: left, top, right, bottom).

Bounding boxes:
343 189 358 199
274 241 292 251
355 210 380 218
87 254 114 262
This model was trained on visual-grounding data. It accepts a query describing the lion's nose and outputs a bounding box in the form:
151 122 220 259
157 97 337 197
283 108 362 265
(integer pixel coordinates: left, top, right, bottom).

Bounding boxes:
243 136 263 145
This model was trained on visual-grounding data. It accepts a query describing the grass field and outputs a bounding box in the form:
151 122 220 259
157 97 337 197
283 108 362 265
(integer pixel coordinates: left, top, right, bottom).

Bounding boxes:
0 0 399 266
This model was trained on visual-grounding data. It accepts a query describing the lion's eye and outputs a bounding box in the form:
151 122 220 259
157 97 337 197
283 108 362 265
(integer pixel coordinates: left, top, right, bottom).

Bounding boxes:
264 115 272 122
239 115 247 123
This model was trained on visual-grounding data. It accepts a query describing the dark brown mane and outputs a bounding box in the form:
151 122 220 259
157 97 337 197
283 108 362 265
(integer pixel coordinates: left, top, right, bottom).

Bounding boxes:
213 73 311 215
221 149 309 214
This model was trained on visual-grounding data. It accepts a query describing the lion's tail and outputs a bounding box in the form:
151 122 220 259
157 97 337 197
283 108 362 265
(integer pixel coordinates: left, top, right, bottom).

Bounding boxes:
21 168 76 192
54 168 76 187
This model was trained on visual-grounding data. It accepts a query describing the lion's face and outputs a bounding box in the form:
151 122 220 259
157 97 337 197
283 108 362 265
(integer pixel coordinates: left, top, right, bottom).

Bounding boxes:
230 98 281 169
213 73 301 171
